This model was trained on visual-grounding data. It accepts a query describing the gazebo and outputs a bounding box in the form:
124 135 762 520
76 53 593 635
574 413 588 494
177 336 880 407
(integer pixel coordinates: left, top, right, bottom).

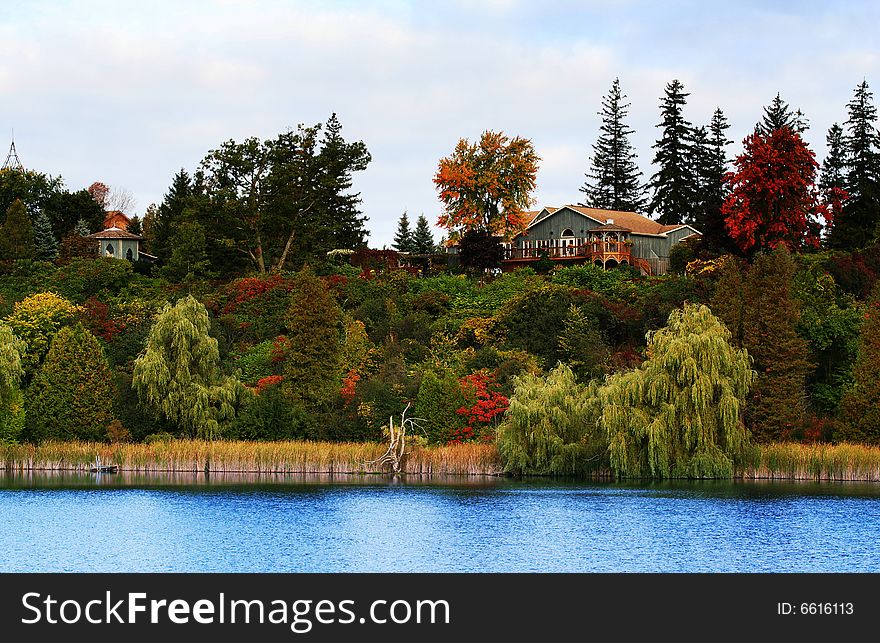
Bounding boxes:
587 221 633 269
86 226 145 261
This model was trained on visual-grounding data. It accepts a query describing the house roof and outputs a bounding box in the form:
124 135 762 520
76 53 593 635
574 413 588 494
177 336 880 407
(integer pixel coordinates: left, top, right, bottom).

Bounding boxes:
527 205 701 237
86 226 143 240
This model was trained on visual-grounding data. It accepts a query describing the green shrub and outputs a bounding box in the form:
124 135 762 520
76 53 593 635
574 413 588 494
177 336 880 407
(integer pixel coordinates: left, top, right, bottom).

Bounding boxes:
414 368 467 443
24 324 116 442
50 257 134 302
226 385 313 441
228 340 276 386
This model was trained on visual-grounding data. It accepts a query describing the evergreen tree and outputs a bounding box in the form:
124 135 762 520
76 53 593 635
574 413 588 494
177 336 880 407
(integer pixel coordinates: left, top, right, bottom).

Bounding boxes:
152 169 194 260
0 199 35 260
74 217 91 236
648 79 697 225
159 218 214 283
693 108 734 249
127 215 143 236
317 113 371 250
839 282 880 443
31 210 58 260
740 248 813 441
580 78 647 212
820 123 847 194
709 255 746 347
281 267 343 409
24 324 115 442
141 203 158 252
830 81 880 249
392 211 414 253
411 214 436 254
557 305 610 381
755 93 808 135
133 296 239 439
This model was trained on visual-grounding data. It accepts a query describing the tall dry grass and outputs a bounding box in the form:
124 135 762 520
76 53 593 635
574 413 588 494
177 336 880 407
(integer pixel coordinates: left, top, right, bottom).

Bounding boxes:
2 440 503 476
5 440 880 481
739 442 880 482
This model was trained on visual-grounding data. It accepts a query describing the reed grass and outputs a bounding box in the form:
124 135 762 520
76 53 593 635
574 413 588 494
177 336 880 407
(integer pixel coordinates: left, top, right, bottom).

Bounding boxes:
5 440 880 481
1 440 504 476
739 442 880 482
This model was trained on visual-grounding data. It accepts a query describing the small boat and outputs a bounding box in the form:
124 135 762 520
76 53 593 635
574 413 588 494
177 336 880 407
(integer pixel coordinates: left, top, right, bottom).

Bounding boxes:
90 456 119 473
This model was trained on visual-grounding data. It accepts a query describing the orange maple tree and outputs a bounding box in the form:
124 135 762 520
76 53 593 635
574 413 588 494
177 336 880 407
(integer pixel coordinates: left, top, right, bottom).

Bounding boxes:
434 130 539 241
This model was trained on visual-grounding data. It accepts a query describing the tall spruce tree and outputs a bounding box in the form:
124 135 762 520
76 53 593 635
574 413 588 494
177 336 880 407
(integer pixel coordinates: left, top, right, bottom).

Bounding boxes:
412 214 436 254
0 199 35 261
648 79 697 225
317 113 371 250
152 169 194 260
31 210 58 261
392 211 414 252
756 93 808 135
581 78 647 212
821 123 847 194
692 108 733 249
741 248 813 441
830 81 880 249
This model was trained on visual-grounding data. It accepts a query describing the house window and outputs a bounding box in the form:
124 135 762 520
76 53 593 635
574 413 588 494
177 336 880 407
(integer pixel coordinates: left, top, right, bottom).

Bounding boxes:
561 228 574 237
106 243 115 257
126 248 133 261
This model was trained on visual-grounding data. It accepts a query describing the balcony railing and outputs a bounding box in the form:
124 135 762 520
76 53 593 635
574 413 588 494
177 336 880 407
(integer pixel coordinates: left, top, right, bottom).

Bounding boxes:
504 242 632 260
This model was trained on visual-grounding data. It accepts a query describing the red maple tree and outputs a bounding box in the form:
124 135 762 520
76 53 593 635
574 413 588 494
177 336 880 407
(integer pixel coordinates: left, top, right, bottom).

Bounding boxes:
449 371 509 444
434 130 539 242
722 128 838 253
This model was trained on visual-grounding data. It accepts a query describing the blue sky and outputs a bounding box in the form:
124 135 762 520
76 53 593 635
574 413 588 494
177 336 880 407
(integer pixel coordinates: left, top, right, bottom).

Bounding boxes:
1 0 878 246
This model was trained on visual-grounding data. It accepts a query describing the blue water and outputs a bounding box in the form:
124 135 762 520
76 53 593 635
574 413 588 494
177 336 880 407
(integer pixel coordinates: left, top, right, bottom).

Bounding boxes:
2 471 879 572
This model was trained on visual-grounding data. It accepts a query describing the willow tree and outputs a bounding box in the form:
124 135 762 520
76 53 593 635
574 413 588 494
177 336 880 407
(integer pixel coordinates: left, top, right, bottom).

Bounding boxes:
600 304 754 479
133 295 239 439
497 364 605 476
0 325 25 442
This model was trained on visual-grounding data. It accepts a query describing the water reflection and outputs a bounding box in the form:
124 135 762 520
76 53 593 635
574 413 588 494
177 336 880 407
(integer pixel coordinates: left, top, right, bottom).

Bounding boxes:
0 469 507 489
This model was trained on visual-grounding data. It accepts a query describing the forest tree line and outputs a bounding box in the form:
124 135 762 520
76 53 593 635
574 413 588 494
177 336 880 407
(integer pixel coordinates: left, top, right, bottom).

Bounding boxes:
1 81 880 479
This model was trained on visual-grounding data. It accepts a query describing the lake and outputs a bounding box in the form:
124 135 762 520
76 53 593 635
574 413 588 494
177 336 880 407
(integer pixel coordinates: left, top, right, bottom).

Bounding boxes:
2 471 879 572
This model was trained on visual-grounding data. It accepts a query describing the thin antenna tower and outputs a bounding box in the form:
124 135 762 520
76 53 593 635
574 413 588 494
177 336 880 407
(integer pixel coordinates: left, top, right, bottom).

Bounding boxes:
3 131 24 171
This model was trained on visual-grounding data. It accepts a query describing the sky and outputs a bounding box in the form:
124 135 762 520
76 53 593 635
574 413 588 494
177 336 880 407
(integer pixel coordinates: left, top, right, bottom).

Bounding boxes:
1 0 878 247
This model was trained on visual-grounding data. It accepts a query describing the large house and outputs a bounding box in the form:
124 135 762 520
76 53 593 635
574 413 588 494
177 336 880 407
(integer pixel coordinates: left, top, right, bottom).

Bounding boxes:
502 205 700 275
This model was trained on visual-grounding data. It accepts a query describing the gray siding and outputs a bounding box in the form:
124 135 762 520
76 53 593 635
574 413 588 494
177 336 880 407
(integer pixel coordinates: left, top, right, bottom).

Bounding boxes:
98 238 139 260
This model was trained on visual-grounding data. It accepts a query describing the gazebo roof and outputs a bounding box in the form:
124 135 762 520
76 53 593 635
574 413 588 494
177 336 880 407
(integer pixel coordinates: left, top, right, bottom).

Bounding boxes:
86 226 143 240
591 223 632 232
